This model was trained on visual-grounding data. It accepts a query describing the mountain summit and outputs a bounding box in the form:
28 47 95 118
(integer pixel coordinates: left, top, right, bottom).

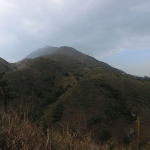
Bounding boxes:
25 46 122 72
26 46 58 59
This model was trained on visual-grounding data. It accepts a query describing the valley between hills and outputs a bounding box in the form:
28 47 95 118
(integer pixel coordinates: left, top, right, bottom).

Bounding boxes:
0 46 150 149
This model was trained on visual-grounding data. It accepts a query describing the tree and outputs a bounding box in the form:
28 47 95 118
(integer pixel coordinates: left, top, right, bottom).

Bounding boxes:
0 72 15 112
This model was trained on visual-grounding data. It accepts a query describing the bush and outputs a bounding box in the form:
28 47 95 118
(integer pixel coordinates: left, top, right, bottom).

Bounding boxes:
98 129 111 143
52 102 64 123
62 72 69 76
104 105 120 120
100 83 122 100
87 116 101 127
55 86 65 97
123 135 130 145
36 91 44 98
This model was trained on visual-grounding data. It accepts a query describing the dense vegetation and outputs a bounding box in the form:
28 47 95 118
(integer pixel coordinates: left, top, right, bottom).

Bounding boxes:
0 47 150 149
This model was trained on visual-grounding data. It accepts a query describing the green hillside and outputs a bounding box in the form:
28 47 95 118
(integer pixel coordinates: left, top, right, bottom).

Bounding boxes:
0 58 15 72
0 50 150 148
44 65 150 144
6 54 89 120
3 54 150 146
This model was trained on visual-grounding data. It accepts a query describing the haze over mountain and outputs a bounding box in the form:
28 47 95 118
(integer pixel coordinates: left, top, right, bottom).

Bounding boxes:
0 45 122 73
26 46 58 58
24 46 123 73
0 57 15 72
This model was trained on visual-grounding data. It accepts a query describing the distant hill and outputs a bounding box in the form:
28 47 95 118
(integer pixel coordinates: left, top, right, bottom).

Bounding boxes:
26 45 58 59
15 58 32 70
0 57 15 72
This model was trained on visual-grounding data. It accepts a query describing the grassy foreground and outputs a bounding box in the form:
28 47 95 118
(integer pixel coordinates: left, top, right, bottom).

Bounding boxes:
0 107 101 150
0 107 141 150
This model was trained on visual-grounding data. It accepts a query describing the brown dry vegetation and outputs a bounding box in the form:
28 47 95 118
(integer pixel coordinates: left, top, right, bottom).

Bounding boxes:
0 107 124 150
1 107 150 150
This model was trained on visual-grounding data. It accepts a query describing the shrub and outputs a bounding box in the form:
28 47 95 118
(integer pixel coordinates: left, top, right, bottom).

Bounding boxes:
0 72 16 112
104 105 120 120
36 91 44 98
76 77 79 80
62 72 69 76
98 129 111 143
55 86 65 97
52 102 64 123
123 135 130 145
87 116 101 127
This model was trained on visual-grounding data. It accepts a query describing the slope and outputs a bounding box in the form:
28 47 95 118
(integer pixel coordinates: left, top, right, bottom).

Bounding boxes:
0 57 15 72
15 58 32 70
4 54 150 146
6 54 89 120
44 66 150 144
24 46 123 73
53 46 109 67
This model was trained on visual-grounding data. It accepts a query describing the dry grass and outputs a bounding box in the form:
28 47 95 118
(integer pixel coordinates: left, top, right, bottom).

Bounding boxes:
0 107 100 150
0 107 146 150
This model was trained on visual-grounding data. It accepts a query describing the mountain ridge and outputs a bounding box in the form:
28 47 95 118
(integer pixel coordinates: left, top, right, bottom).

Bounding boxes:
24 45 124 73
26 45 58 59
0 57 15 72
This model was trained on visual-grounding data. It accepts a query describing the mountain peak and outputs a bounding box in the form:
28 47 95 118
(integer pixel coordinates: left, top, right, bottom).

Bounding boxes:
24 45 122 73
26 46 58 59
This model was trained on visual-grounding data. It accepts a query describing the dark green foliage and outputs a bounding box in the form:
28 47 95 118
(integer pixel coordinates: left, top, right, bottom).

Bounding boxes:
67 84 71 89
126 114 136 123
107 140 118 150
104 105 120 120
123 135 130 145
52 102 64 123
117 102 130 116
36 91 44 98
45 86 66 105
76 76 79 80
87 116 101 127
100 83 122 100
44 86 67 106
47 93 57 104
55 86 65 97
104 101 134 122
117 102 136 122
0 135 8 150
0 72 16 112
62 72 69 76
80 74 83 77
98 129 111 142
71 126 77 134
46 97 54 104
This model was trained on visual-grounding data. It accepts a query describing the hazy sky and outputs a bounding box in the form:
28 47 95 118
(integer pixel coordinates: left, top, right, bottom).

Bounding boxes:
0 0 150 76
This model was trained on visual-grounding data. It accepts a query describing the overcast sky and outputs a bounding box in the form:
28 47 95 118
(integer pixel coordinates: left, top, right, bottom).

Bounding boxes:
0 0 150 76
